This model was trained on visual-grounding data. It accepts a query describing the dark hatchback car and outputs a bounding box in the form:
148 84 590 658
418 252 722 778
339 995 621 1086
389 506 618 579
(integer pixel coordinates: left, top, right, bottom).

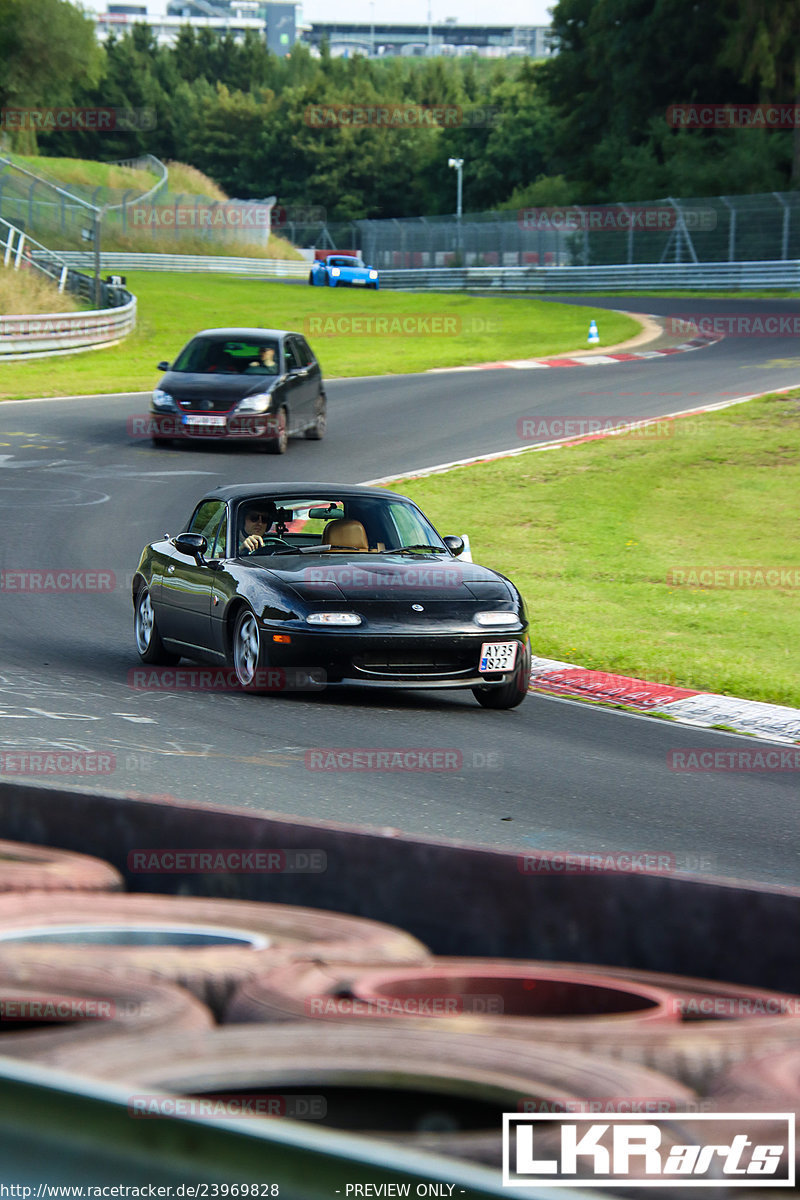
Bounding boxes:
149 327 326 453
133 483 531 709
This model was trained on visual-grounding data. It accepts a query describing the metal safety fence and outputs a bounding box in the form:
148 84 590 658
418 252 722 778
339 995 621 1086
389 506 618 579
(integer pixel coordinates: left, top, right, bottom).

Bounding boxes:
51 251 800 290
0 295 137 359
357 192 800 269
57 251 309 277
378 260 800 291
2 216 134 308
0 154 275 252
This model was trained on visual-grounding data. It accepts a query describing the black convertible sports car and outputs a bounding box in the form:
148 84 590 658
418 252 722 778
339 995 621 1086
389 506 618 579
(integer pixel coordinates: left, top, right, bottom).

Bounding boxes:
149 327 326 453
132 483 531 709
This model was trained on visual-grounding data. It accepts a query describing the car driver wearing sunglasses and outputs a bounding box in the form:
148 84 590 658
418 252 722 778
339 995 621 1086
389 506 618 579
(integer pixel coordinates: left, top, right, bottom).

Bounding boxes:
239 509 274 554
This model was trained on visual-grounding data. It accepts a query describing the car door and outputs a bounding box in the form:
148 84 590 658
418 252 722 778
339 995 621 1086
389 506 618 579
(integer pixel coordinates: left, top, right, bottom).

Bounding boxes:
295 334 323 404
159 500 226 655
283 337 315 431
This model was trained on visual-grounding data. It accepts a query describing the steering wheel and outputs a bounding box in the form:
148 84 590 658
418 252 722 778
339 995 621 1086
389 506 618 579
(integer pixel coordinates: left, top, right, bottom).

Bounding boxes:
257 536 292 551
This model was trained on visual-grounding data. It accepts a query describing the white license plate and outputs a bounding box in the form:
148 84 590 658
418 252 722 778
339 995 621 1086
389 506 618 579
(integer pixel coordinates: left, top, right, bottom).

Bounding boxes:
351 278 366 285
184 415 226 429
479 641 518 673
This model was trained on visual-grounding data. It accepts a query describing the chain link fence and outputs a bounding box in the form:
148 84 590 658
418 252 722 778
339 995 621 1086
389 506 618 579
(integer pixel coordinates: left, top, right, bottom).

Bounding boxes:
355 193 800 269
0 155 275 252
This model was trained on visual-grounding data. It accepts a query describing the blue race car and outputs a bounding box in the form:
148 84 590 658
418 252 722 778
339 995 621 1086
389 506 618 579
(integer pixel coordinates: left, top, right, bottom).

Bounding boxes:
308 255 380 289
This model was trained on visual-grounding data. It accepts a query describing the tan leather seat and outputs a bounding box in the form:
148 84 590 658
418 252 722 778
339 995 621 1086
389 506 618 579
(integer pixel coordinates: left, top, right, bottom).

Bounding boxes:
321 518 369 551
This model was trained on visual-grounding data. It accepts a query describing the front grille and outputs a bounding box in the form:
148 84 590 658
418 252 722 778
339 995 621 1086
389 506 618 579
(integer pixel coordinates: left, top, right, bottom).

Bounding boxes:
353 653 474 678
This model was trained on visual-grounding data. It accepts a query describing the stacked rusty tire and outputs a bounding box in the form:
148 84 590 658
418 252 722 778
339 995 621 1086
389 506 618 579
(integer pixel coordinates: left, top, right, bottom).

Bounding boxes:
35 1023 700 1168
0 960 213 1059
0 839 123 892
225 958 800 1089
0 892 429 1015
702 1047 800 1171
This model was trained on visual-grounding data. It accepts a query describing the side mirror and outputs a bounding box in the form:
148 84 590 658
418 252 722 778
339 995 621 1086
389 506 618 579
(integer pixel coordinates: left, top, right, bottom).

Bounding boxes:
157 360 171 371
174 533 208 564
444 534 473 562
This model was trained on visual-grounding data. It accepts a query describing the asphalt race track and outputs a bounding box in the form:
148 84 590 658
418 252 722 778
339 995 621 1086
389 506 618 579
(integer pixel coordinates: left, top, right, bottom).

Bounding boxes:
1 297 798 888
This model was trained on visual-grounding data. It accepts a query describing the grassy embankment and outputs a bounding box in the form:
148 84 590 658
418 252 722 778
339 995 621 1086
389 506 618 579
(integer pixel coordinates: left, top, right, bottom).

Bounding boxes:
0 263 79 315
389 390 800 708
0 272 640 399
10 156 300 259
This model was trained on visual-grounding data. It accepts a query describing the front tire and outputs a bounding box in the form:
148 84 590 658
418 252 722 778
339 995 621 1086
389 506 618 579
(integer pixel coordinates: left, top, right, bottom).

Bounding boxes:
264 406 288 454
134 586 179 665
304 393 326 440
231 608 261 690
308 272 315 285
472 640 531 710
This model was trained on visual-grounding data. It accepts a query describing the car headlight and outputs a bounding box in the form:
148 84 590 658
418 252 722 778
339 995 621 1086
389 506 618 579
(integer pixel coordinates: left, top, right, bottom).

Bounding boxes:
369 270 378 279
475 611 520 627
235 393 271 414
307 612 362 626
330 267 340 277
152 389 177 411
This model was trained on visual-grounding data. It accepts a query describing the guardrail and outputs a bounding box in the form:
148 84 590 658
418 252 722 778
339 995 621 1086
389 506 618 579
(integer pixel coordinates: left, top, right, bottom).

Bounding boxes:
378 260 800 291
58 251 309 277
52 253 800 289
0 294 136 358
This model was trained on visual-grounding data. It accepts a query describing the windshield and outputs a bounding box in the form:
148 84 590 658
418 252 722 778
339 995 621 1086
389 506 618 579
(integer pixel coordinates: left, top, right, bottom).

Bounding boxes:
234 495 447 556
171 337 279 375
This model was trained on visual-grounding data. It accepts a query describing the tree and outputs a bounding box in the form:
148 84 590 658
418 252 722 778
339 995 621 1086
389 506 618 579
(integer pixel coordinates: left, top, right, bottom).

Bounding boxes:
0 0 103 152
721 0 800 184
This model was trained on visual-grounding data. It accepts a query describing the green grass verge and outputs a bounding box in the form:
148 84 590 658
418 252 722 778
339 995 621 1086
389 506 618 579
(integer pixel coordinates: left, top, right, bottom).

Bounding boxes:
0 273 640 400
387 390 800 708
14 155 158 192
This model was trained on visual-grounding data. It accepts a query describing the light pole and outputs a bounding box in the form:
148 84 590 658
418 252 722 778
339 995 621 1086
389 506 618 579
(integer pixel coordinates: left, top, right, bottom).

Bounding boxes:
448 157 463 264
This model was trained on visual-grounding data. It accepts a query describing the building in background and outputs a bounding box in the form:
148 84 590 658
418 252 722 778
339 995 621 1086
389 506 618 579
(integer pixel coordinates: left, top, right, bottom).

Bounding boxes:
93 1 299 47
92 4 550 57
304 21 554 57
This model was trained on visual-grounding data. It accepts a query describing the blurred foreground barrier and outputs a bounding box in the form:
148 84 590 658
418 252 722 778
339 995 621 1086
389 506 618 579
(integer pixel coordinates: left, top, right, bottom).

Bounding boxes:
0 781 797 994
38 1024 698 1168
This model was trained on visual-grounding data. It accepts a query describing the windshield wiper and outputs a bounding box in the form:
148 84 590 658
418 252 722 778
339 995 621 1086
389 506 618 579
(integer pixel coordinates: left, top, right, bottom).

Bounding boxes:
271 545 333 555
394 544 447 554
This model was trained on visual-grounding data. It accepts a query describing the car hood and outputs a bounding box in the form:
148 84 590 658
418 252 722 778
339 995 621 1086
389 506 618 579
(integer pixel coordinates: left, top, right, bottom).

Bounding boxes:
158 372 276 410
253 553 515 603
